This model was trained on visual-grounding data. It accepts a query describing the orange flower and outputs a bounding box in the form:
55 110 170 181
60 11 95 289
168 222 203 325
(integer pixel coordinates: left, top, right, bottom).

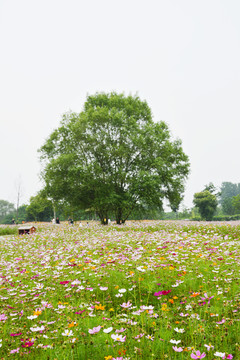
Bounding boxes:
190 292 200 297
33 310 42 316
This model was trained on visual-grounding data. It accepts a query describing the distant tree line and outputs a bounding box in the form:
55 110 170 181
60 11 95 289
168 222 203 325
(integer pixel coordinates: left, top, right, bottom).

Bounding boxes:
165 181 240 221
1 181 240 224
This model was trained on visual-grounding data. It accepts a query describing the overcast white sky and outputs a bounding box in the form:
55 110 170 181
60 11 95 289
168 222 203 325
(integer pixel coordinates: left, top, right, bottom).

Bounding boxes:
1 0 240 210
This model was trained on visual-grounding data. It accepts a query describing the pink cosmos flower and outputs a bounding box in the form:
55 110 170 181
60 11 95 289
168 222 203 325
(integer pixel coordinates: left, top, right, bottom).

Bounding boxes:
120 301 132 309
59 281 70 285
88 325 101 334
115 328 126 333
191 350 206 359
10 348 20 354
216 319 226 324
0 314 7 321
172 346 183 352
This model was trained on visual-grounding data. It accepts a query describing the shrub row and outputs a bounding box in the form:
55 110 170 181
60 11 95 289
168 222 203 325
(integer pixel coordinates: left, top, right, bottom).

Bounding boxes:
213 214 240 221
0 226 18 236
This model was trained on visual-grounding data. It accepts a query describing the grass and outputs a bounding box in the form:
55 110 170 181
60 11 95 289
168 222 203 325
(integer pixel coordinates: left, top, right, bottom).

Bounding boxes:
0 220 239 359
0 226 18 236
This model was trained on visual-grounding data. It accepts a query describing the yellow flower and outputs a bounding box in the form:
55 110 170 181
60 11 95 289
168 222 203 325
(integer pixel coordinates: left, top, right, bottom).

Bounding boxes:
104 356 113 360
95 304 105 310
109 308 114 312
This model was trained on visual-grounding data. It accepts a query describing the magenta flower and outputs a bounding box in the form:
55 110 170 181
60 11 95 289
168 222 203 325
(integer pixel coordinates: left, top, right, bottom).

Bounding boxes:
191 350 206 359
200 293 214 305
75 310 86 314
10 333 22 336
21 340 34 348
59 281 70 285
154 290 171 296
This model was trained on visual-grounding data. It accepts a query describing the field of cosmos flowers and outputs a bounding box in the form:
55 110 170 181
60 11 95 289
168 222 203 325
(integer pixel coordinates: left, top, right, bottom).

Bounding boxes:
0 220 239 360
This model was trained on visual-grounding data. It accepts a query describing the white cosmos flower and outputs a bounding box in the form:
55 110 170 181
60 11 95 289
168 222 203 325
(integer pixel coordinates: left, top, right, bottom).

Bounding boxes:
99 286 108 291
170 339 181 344
36 283 44 289
62 329 73 336
118 288 126 293
115 293 123 297
30 325 45 332
136 266 146 272
111 334 126 342
103 327 113 333
27 315 38 320
214 352 225 358
174 327 185 333
77 286 85 290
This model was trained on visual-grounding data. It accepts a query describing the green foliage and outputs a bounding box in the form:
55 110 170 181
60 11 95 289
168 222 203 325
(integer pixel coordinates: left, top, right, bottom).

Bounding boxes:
220 181 240 201
0 199 15 217
0 226 18 235
26 194 53 221
0 201 27 224
193 190 218 221
39 92 190 224
213 214 240 221
219 182 240 215
231 194 240 214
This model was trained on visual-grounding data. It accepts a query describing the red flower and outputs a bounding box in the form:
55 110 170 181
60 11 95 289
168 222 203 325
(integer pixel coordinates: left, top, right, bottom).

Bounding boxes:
60 281 70 285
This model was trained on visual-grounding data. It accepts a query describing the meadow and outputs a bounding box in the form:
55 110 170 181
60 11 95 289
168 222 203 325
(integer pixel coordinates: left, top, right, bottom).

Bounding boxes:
0 220 239 360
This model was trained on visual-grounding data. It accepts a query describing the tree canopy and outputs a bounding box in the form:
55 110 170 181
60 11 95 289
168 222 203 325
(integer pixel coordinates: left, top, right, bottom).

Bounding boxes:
193 190 218 221
39 92 190 224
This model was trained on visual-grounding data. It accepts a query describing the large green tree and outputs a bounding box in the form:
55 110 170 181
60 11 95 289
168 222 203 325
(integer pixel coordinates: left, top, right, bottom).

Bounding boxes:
26 194 53 222
193 190 218 221
39 92 190 224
